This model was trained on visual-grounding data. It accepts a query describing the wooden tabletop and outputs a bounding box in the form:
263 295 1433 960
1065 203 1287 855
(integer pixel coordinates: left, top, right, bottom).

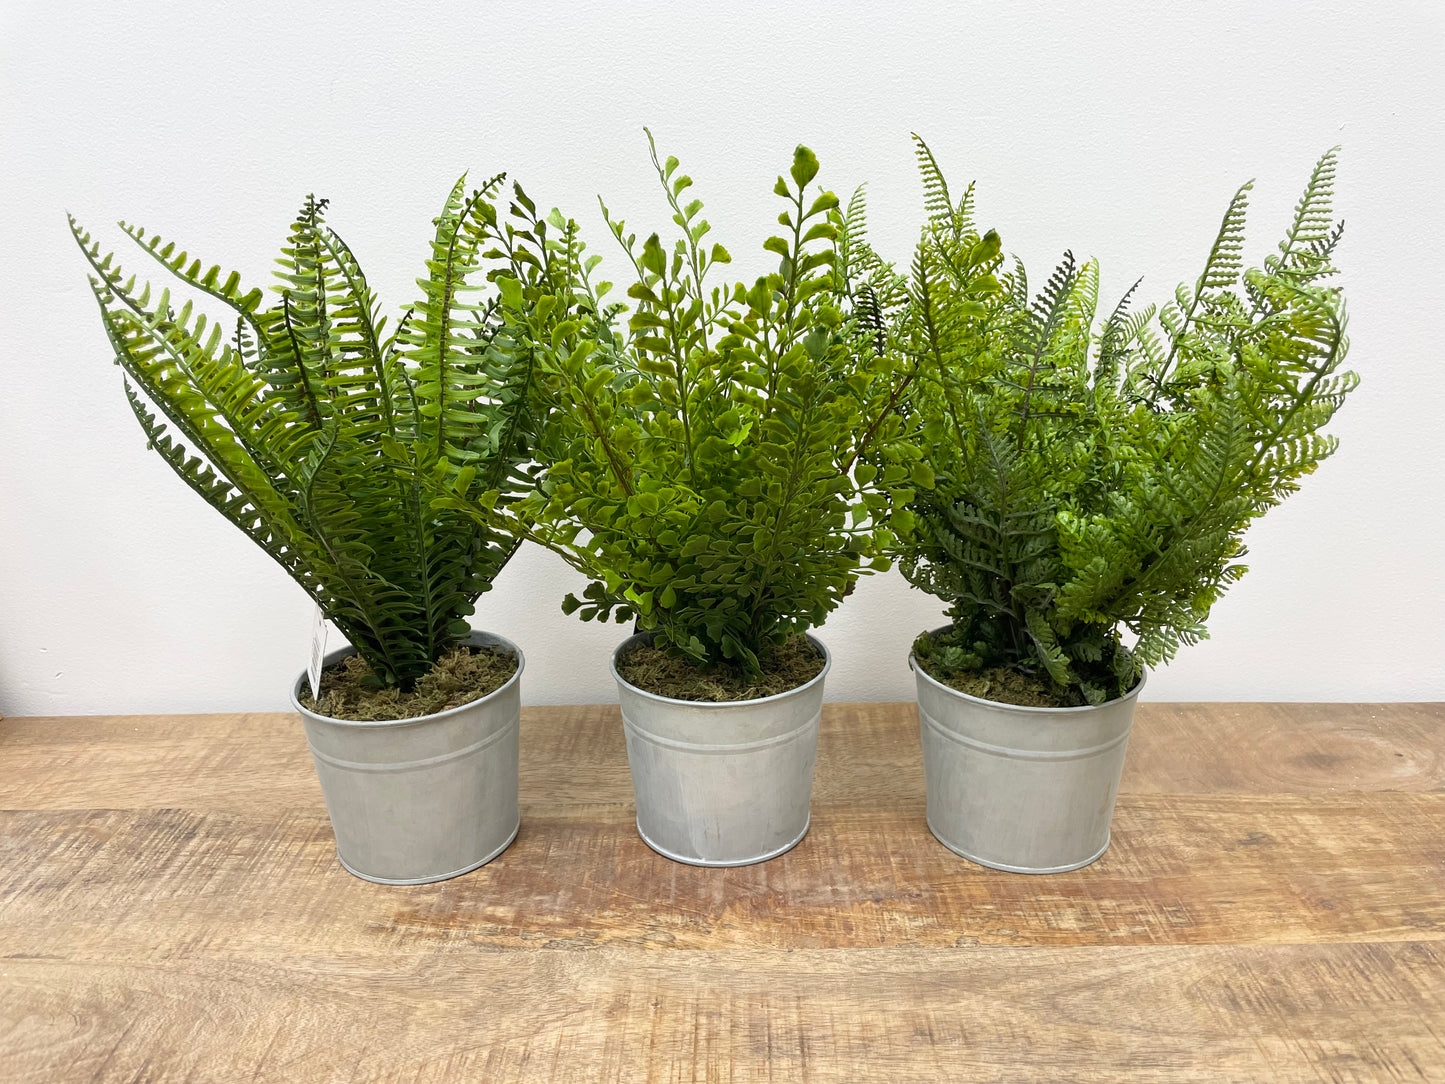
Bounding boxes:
1 702 1442 1083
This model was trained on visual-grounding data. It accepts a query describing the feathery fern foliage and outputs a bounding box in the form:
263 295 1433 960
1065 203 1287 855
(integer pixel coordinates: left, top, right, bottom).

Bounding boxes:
445 135 924 675
892 143 1355 704
72 176 547 689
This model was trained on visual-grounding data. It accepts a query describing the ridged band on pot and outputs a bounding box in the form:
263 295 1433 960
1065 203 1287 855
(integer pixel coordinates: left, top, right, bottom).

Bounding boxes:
911 626 1145 874
611 632 830 867
290 630 522 885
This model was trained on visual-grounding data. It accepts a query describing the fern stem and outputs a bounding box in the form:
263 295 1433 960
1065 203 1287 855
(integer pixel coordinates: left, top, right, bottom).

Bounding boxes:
745 389 818 656
664 273 698 483
280 292 324 429
319 226 395 436
916 257 971 473
430 186 493 461
297 433 412 684
763 182 808 418
572 365 634 497
841 365 915 476
1015 254 1076 450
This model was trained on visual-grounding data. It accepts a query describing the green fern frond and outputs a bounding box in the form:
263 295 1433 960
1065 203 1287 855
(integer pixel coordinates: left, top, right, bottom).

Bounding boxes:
1093 277 1143 389
1273 147 1340 269
73 175 544 689
912 133 953 227
116 221 266 328
953 181 977 239
896 149 1356 703
397 175 508 469
466 137 916 674
1198 179 1253 291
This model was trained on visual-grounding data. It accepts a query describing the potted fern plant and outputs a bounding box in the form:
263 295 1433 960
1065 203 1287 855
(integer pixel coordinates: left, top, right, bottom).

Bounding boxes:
456 136 921 865
71 174 550 884
887 143 1355 872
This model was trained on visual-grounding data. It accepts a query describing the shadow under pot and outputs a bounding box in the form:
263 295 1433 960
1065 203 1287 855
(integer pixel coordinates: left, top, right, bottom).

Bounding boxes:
290 629 523 885
911 626 1145 874
611 632 830 867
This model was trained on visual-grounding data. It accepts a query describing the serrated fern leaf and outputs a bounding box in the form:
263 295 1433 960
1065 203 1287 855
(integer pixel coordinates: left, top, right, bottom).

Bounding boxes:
1198 180 1253 291
912 134 953 228
1274 147 1339 269
398 174 508 468
116 221 266 332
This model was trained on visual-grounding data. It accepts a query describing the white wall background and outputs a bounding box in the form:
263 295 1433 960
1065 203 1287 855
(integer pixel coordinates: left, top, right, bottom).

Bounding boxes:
2 0 1442 715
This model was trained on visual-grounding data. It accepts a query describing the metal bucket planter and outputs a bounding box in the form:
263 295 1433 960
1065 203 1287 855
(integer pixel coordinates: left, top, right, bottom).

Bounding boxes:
911 628 1145 873
611 632 830 867
290 630 523 885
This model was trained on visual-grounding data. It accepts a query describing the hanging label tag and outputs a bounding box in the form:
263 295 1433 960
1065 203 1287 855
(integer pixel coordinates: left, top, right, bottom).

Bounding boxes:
307 604 327 701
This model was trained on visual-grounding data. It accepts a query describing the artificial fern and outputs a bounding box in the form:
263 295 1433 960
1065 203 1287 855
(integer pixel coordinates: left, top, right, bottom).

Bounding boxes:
889 142 1355 704
72 176 547 689
443 134 924 675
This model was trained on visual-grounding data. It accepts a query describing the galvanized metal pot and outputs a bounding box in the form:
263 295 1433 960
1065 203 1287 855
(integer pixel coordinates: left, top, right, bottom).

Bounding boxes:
911 627 1145 874
289 630 522 885
611 632 830 867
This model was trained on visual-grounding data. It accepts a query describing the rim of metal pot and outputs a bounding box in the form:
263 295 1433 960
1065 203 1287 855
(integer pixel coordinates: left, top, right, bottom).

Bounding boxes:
909 624 1146 716
610 631 832 708
289 629 525 730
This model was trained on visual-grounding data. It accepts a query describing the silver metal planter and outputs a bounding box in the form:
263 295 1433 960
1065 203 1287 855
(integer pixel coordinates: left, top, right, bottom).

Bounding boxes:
911 628 1145 874
290 630 523 885
611 632 830 867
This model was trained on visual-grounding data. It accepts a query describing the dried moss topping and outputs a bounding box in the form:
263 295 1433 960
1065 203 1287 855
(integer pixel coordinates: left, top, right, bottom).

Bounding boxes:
912 628 1130 708
299 643 517 721
915 657 1082 707
617 635 824 702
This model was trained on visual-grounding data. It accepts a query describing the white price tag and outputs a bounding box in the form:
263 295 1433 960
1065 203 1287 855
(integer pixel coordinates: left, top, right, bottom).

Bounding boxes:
307 604 328 701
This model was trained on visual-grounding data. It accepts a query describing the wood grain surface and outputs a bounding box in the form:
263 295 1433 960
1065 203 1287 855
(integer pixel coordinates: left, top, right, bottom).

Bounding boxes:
1 701 1442 1082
